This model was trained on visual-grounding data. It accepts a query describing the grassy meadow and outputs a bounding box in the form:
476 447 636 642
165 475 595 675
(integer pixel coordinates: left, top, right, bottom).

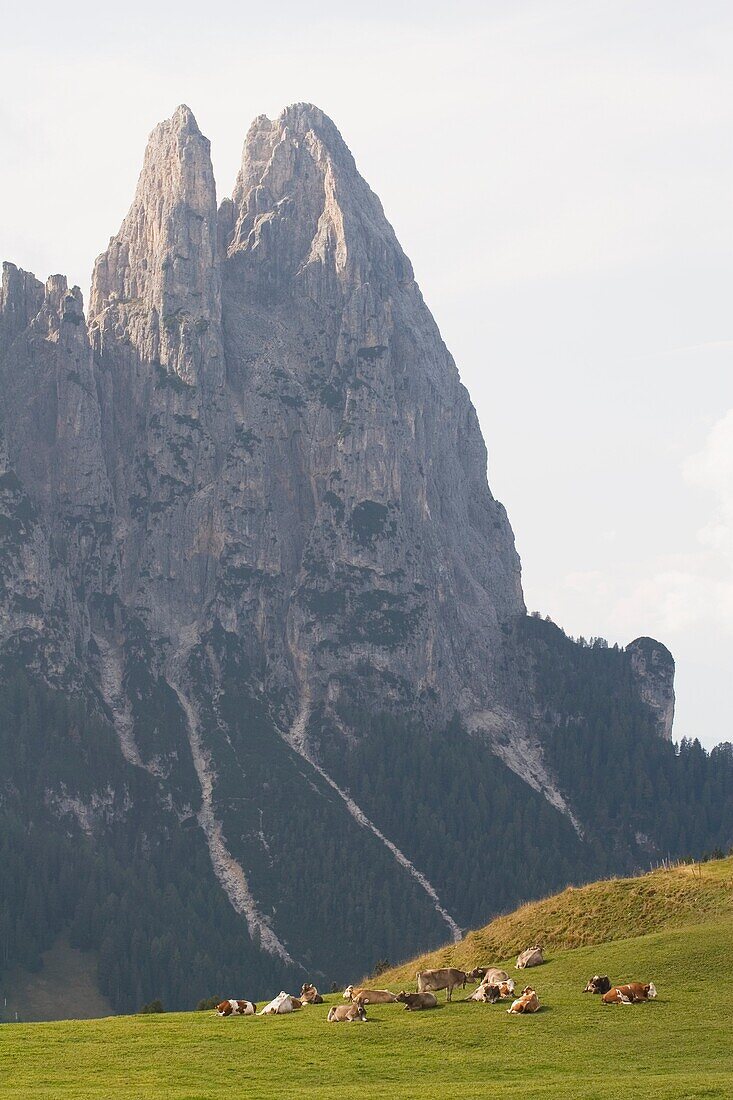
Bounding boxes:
1 861 731 1099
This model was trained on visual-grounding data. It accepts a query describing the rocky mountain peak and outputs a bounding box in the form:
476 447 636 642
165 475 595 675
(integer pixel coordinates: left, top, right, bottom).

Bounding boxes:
89 105 221 386
0 263 44 354
225 103 412 296
37 275 86 342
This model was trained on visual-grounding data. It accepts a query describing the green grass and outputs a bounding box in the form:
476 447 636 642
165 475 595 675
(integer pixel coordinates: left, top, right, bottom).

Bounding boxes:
2 860 731 1098
1 915 731 1098
379 856 733 984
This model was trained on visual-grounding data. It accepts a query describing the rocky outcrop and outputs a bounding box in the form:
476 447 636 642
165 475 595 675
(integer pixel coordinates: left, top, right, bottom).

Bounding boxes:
627 637 675 739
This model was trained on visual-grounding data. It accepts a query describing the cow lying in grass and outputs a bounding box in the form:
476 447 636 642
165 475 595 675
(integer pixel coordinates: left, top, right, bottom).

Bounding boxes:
327 1002 368 1022
343 986 398 1004
582 975 611 994
467 967 510 984
300 983 324 1004
507 986 540 1014
602 982 657 1005
397 991 438 1010
258 992 303 1015
516 946 544 969
216 999 256 1016
468 978 515 1003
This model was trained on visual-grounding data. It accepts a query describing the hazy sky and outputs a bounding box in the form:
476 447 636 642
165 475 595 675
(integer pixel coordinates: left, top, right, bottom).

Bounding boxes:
2 1 731 747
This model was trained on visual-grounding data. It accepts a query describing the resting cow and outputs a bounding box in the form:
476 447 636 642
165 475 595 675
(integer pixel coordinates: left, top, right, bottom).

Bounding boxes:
327 1002 368 1022
300 983 324 1004
602 982 657 1005
416 967 467 1001
516 946 544 969
343 986 398 1004
507 986 540 1014
582 975 611 995
258 991 303 1015
467 967 509 984
216 999 256 1016
468 978 515 1003
469 983 501 1003
397 991 438 1011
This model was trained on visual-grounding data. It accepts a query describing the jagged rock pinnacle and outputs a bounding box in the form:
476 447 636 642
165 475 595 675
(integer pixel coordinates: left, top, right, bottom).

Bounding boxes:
89 105 221 385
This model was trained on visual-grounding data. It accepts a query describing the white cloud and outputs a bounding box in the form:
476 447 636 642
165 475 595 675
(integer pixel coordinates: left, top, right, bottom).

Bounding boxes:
684 408 733 562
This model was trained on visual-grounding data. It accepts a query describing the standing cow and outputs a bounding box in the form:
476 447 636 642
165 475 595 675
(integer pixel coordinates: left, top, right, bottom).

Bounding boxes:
416 968 468 1002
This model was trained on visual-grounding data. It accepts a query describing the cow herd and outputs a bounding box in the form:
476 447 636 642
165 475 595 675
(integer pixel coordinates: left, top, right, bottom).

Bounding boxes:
214 946 658 1024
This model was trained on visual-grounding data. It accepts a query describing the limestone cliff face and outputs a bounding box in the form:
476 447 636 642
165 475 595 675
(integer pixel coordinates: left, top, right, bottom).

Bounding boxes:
215 103 525 733
82 103 524 734
627 637 675 739
0 105 677 974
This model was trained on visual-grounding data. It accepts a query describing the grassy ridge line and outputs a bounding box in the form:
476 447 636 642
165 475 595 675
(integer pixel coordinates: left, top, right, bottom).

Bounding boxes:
376 857 733 984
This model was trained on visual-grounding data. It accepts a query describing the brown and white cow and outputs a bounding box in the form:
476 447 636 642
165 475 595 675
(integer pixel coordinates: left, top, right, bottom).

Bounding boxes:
300 983 324 1005
468 978 515 1003
516 946 544 969
258 991 303 1015
507 986 540 1014
602 982 657 1005
397 990 438 1011
582 975 611 995
469 983 501 1003
216 999 256 1016
327 1002 368 1022
343 986 399 1004
416 967 467 1001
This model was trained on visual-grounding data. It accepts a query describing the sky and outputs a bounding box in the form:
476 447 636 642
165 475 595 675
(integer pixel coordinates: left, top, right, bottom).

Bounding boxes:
1 0 731 747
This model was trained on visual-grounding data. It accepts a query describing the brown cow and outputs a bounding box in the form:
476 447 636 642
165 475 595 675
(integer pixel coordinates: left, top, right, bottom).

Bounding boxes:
516 946 544 969
416 967 467 1001
602 982 657 1005
216 999 256 1016
507 986 540 1014
343 986 399 1004
397 990 438 1011
300 983 324 1004
327 1002 368 1022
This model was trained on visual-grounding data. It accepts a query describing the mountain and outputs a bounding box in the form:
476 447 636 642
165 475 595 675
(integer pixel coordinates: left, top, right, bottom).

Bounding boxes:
0 104 731 1015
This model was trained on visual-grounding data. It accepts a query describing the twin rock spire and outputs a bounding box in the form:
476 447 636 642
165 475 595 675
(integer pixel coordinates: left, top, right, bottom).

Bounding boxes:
87 103 411 388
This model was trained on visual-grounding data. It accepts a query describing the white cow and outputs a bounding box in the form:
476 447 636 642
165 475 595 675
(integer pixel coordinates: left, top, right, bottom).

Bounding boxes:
258 991 301 1015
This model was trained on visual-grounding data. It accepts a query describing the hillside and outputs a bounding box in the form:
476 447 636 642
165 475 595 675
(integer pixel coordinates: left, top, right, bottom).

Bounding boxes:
378 856 733 983
1 910 731 1098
